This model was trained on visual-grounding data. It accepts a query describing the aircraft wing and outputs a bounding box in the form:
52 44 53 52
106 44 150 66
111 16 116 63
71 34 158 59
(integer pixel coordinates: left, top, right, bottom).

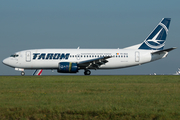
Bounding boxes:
78 56 111 69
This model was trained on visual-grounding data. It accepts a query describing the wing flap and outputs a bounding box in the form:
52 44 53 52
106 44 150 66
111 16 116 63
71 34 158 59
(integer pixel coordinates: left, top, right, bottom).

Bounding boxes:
78 56 111 69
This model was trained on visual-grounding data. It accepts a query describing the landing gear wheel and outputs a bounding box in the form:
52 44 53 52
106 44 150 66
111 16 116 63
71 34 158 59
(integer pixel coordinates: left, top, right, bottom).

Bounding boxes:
84 70 91 75
21 71 25 76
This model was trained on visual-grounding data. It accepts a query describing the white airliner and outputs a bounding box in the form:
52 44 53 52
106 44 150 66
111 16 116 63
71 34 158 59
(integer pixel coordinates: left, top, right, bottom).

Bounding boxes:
2 18 176 76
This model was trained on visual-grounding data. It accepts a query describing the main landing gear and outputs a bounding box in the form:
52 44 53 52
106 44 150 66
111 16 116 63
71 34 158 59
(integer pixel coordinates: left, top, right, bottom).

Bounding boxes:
21 71 25 76
84 69 91 75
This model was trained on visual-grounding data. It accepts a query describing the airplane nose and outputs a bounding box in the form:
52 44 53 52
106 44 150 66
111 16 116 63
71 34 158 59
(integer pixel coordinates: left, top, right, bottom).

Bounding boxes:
2 58 9 65
2 57 16 68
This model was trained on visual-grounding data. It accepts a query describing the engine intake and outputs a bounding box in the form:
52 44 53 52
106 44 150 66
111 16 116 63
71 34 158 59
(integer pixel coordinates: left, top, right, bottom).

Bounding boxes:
57 62 78 73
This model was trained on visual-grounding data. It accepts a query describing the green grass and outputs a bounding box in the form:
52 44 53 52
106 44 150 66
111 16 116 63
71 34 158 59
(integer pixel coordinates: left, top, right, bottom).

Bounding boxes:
0 75 180 119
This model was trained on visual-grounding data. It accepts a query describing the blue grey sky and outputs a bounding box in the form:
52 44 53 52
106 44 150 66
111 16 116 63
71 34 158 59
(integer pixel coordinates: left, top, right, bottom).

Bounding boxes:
1 0 180 75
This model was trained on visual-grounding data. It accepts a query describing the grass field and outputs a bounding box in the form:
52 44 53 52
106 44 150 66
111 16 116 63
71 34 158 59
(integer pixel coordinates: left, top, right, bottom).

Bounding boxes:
0 75 180 120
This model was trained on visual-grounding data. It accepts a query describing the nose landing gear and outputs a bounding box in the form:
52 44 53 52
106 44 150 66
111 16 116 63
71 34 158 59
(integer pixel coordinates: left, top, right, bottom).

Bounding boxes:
15 68 25 76
84 69 91 75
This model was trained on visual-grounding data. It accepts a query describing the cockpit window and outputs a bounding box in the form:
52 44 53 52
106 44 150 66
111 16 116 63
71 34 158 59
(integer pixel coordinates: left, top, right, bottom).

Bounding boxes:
10 54 19 57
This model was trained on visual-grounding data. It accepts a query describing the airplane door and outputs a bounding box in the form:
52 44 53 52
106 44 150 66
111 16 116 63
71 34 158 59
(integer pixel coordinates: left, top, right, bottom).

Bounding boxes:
26 51 31 62
135 51 140 62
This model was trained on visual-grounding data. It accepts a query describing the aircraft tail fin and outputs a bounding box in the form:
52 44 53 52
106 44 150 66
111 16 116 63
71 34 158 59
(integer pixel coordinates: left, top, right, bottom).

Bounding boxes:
138 18 171 50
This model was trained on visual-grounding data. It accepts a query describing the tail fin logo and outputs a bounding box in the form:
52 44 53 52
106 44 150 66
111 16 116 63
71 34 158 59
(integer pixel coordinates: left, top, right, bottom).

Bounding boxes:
144 22 168 49
139 18 171 50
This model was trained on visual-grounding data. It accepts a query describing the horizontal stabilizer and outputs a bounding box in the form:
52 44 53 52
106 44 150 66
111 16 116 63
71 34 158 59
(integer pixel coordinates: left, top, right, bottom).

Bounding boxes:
151 47 176 54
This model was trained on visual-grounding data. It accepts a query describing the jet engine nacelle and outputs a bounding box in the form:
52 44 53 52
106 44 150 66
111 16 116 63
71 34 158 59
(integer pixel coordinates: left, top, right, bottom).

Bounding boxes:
57 62 78 73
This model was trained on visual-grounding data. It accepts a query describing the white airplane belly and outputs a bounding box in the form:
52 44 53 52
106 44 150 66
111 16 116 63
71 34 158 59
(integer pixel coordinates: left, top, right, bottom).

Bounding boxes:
20 60 59 69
